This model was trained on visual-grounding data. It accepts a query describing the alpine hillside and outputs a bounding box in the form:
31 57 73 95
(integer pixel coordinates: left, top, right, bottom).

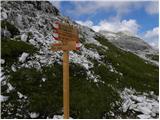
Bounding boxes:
1 1 159 119
100 30 158 66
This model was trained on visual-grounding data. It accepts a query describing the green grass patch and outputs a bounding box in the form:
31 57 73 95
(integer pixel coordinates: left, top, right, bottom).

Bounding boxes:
2 64 63 118
93 36 159 95
1 38 38 66
2 62 120 119
69 64 120 118
1 20 20 37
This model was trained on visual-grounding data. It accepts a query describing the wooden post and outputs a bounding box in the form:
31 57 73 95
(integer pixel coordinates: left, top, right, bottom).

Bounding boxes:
63 50 69 119
52 22 79 119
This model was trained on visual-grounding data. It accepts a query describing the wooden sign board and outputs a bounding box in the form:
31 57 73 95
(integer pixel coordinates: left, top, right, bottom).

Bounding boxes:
51 41 77 52
51 44 64 52
67 41 77 50
58 23 79 42
52 22 79 52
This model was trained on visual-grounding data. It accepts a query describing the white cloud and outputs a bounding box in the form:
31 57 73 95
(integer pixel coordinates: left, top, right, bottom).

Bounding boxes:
96 19 140 35
143 27 159 49
145 2 159 15
66 1 143 18
77 19 159 49
77 19 140 35
65 1 159 21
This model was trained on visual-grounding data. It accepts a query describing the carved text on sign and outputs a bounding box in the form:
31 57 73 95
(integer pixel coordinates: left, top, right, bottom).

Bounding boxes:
58 23 79 42
52 22 80 51
51 41 79 52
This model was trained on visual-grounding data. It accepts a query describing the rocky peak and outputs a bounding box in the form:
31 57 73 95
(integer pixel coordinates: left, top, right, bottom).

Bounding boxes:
1 1 59 15
99 30 158 65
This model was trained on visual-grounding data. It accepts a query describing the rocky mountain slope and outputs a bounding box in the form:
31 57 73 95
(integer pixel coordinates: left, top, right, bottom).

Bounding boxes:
100 30 159 65
1 1 159 119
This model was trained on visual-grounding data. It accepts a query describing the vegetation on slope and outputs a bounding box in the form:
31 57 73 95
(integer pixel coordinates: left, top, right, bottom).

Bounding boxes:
1 38 38 68
92 36 159 95
1 62 120 118
1 20 20 37
1 27 158 119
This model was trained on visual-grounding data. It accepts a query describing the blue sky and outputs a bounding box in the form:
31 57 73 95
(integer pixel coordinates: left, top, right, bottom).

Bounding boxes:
51 0 159 49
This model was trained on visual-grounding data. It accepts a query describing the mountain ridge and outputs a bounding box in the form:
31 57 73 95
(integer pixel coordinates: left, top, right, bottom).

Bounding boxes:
99 30 158 65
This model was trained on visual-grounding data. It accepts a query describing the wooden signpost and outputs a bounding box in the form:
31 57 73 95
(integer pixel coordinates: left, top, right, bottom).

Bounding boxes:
51 21 80 119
